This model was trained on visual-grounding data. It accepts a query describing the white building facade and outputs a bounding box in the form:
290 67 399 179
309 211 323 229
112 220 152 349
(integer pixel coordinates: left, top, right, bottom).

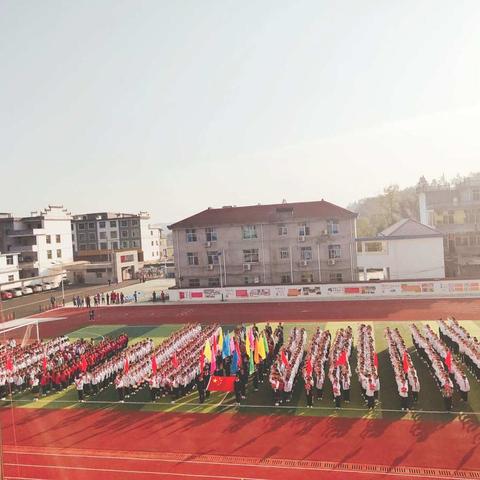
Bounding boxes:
357 218 445 280
0 252 20 285
0 206 74 278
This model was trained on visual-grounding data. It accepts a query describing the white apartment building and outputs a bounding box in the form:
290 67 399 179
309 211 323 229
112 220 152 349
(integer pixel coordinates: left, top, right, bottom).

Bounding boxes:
0 252 20 285
0 206 74 278
356 218 445 280
71 212 163 263
169 200 358 288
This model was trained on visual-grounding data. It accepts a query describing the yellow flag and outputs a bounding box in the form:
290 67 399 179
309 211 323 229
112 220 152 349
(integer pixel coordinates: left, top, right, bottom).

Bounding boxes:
258 333 266 360
204 338 212 363
254 339 260 364
217 328 223 351
245 334 251 357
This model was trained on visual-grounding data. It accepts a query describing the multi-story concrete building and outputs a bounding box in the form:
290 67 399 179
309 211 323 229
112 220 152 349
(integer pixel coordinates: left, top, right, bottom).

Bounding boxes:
0 206 74 278
417 174 480 277
71 212 163 263
0 252 20 285
168 200 358 288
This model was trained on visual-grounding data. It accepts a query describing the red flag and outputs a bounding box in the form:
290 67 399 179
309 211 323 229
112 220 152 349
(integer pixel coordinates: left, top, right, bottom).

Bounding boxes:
81 355 87 373
402 351 409 373
5 356 13 372
42 355 48 374
172 352 179 369
281 350 290 368
336 350 347 367
123 357 129 373
373 352 378 368
207 375 235 392
445 350 452 373
305 358 312 376
212 334 218 356
199 351 205 374
235 341 242 367
151 356 157 374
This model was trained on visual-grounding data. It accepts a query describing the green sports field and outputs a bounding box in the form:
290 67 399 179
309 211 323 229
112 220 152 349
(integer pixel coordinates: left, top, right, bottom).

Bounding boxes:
4 321 480 422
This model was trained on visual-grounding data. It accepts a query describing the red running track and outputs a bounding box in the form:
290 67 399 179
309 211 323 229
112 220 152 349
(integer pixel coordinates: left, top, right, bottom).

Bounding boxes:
32 297 480 338
1 407 479 480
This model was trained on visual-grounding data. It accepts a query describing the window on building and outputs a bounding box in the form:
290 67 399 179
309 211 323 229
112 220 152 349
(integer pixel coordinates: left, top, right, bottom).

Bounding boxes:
278 224 288 236
110 231 117 239
329 272 343 282
207 251 219 265
88 222 95 229
100 243 108 250
242 225 257 239
78 223 85 230
47 250 52 259
208 277 220 287
72 234 75 242
243 249 259 263
301 272 314 283
448 211 454 224
186 229 197 242
88 243 96 250
96 272 103 278
473 188 480 201
88 233 96 241
281 273 291 284
112 242 118 249
205 227 217 242
56 249 62 258
99 232 106 239
79 245 86 251
300 246 312 261
110 221 117 228
151 240 154 246
327 219 339 235
46 235 51 244
328 244 341 259
298 223 310 236
131 219 138 226
6 255 13 265
8 274 14 282
132 230 139 238
189 278 200 288
280 247 289 259
99 221 106 228
78 233 86 241
121 230 128 237
122 241 129 248
120 220 128 227
357 242 363 253
56 234 61 243
244 276 252 285
187 252 199 265
364 242 383 252
132 240 138 247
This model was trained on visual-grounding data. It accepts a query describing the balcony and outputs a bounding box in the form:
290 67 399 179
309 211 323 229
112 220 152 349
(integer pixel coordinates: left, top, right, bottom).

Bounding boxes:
10 245 38 253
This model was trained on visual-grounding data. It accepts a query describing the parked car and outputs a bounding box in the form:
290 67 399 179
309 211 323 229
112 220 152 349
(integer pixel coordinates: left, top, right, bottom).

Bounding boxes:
41 284 52 291
1 291 13 300
32 285 43 293
22 287 34 295
11 289 23 297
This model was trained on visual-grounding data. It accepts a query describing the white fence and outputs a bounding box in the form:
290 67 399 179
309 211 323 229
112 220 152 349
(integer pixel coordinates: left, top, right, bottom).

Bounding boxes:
169 279 480 302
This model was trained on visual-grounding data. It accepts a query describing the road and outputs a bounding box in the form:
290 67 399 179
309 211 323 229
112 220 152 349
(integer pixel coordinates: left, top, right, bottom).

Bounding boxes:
0 279 141 320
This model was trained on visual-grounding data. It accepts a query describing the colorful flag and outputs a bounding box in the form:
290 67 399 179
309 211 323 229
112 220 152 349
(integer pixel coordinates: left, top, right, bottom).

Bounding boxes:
6 356 13 372
305 358 312 376
42 355 48 374
245 334 251 357
402 351 409 373
123 357 129 373
235 340 242 367
262 333 269 356
281 350 289 368
207 375 236 392
212 334 218 358
81 355 87 373
229 335 235 355
258 334 267 360
231 350 238 375
172 352 179 369
204 339 212 363
217 328 224 352
152 355 157 374
222 332 231 358
211 346 217 373
249 350 255 375
374 352 378 368
445 350 452 372
336 350 347 367
254 339 260 365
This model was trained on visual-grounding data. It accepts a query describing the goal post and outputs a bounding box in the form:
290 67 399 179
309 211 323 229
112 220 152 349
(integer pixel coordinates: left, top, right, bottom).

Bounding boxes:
0 317 40 347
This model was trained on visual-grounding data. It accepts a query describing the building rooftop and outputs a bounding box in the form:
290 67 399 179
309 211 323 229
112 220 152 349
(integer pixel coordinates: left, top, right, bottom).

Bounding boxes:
72 212 150 221
379 218 443 238
168 200 356 229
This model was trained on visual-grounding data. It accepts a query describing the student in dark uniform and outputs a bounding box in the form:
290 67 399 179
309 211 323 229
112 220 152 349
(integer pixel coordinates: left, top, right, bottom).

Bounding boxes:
196 374 206 404
234 373 242 405
305 376 313 408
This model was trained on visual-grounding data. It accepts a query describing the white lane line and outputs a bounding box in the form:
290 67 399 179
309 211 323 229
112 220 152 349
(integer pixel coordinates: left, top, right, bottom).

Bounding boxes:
3 464 267 480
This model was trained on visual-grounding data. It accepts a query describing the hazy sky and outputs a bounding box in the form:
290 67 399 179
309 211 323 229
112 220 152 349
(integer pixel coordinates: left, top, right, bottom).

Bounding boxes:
1 1 480 222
